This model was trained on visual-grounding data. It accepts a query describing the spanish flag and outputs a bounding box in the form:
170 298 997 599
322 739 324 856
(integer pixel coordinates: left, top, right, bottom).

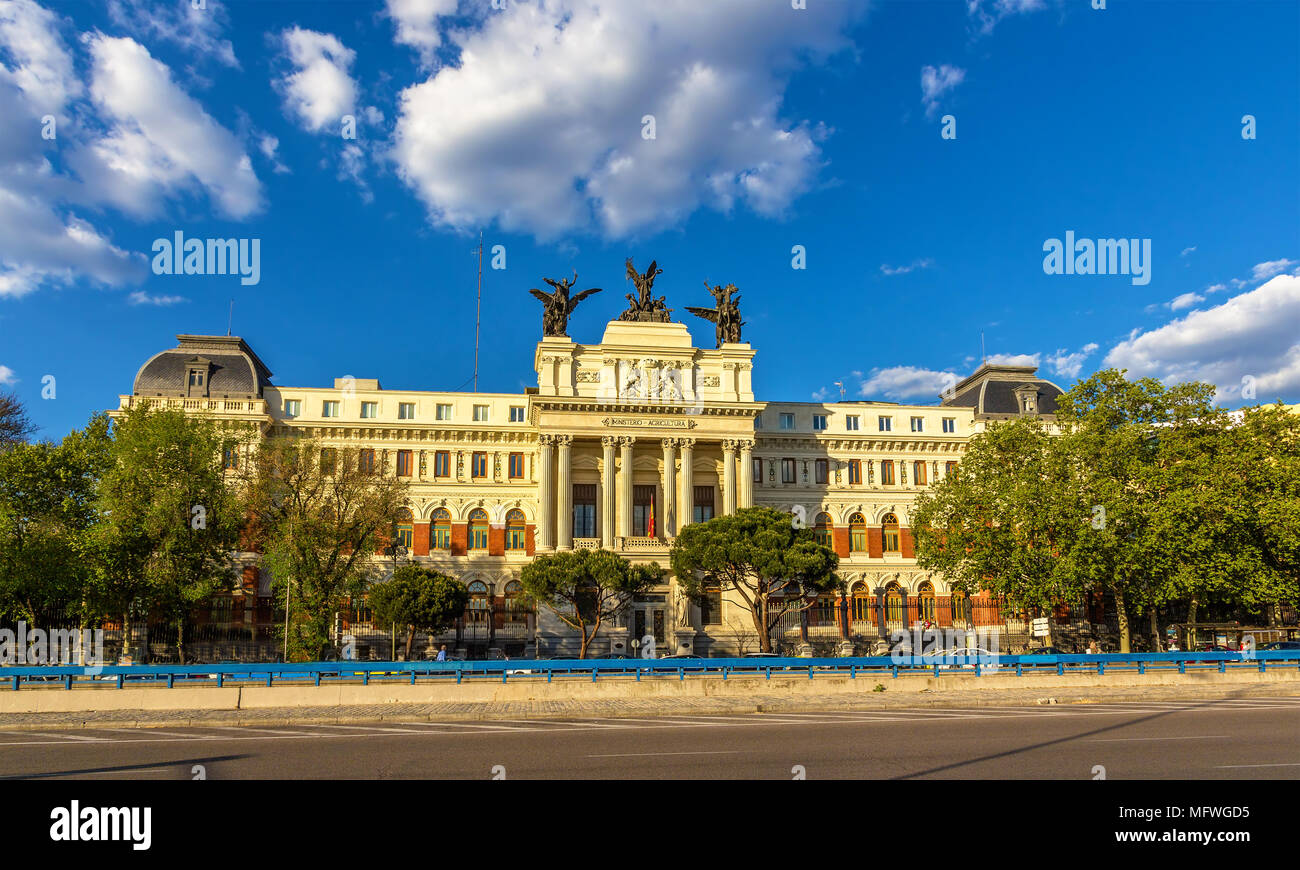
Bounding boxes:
647 491 655 538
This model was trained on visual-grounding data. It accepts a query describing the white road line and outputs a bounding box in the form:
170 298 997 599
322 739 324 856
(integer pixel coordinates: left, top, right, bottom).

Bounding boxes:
586 750 745 758
1086 735 1231 742
99 728 216 739
201 726 319 737
487 718 639 729
9 731 105 742
393 721 534 731
306 724 440 734
1214 762 1300 768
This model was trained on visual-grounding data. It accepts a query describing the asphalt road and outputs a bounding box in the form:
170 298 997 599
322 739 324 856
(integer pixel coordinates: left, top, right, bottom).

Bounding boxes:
2 697 1297 779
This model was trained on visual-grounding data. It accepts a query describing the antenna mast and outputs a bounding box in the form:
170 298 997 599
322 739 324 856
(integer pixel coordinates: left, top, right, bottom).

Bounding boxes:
227 299 234 336
474 232 483 392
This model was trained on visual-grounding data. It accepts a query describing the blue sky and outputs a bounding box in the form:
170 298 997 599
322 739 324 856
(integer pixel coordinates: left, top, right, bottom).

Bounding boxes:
1 0 1298 440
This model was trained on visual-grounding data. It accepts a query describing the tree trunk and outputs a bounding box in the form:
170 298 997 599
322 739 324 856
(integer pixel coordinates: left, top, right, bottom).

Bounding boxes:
578 626 591 659
404 625 415 661
176 616 185 665
121 611 132 662
1111 585 1131 653
754 597 771 653
1187 594 1199 649
1149 608 1160 652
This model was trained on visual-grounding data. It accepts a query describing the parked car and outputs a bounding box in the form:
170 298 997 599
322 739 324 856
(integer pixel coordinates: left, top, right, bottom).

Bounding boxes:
1023 646 1069 656
1258 641 1300 651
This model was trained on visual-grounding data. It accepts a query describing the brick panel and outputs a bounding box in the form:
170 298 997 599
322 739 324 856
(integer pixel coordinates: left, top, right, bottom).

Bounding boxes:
832 526 850 558
488 526 505 556
413 522 430 556
450 523 467 556
867 527 883 558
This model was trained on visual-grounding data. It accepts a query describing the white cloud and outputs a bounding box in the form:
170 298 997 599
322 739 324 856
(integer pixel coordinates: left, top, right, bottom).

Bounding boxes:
860 366 959 401
1167 291 1203 312
880 258 934 276
0 365 17 386
276 27 357 133
0 0 81 111
107 0 239 69
1204 282 1227 294
920 64 964 119
0 189 142 298
1045 343 1098 380
984 352 1041 367
967 0 1048 36
1104 273 1300 403
811 386 830 401
385 0 458 68
1251 258 1296 281
259 133 289 174
78 34 263 219
1180 246 1196 258
128 290 187 306
391 0 861 239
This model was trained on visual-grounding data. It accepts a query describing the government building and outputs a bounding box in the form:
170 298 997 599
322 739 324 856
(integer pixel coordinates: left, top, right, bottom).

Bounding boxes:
118 292 1068 660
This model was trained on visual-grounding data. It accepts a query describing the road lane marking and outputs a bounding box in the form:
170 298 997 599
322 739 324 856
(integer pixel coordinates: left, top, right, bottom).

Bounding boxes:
99 728 216 739
1085 735 1231 742
1214 762 1300 768
9 731 105 742
586 750 744 758
201 726 319 737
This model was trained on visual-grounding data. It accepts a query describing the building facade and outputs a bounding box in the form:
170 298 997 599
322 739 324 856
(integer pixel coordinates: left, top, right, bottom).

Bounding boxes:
119 322 1066 660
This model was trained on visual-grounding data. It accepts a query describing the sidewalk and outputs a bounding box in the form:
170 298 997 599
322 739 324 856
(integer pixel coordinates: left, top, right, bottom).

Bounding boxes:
3 682 1296 732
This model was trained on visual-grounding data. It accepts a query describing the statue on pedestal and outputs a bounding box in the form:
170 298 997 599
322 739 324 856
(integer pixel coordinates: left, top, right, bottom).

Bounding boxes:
619 258 673 322
687 281 744 347
530 271 602 337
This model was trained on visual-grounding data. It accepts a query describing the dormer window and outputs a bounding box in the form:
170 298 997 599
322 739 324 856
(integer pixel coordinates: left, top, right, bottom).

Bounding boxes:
184 357 212 398
1014 384 1040 415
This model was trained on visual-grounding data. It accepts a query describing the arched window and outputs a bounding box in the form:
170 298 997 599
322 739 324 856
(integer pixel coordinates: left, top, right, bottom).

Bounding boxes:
849 513 866 553
394 508 413 551
466 581 490 623
505 509 526 550
918 581 936 622
813 512 833 548
885 583 907 624
882 513 900 554
468 509 488 550
432 509 451 550
851 582 873 623
813 593 837 627
503 580 528 624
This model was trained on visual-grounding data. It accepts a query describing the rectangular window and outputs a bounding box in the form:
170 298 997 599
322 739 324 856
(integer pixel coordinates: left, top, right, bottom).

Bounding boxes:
913 460 927 485
473 404 489 422
846 415 860 431
781 458 796 484
848 459 861 485
700 583 722 625
358 449 375 473
398 402 415 420
395 525 413 550
573 483 597 539
942 417 955 434
693 486 715 524
396 450 413 477
283 399 301 418
878 415 891 432
812 414 827 431
632 485 655 536
880 459 895 485
322 401 340 418
320 448 336 474
361 401 377 419
779 413 795 430
471 451 487 478
945 461 958 477
222 447 238 470
910 416 923 432
509 406 525 422
434 451 450 477
753 415 763 429
435 403 452 421
815 458 828 484
508 452 524 479
752 457 762 483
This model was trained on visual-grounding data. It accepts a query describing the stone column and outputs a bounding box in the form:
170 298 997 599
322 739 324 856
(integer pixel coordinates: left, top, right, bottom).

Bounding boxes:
601 436 617 550
556 435 573 550
618 436 634 539
722 439 737 515
536 435 555 550
679 438 695 528
661 438 677 538
738 439 754 508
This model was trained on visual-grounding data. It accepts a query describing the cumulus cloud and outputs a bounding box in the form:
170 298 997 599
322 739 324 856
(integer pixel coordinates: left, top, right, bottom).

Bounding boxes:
107 0 239 69
385 0 457 68
128 290 187 306
1045 343 1098 380
1104 273 1300 403
276 27 358 133
77 34 263 219
0 0 80 111
391 0 861 239
881 258 934 276
0 365 16 386
920 64 964 119
984 352 1041 367
860 366 960 401
967 0 1048 36
1167 291 1203 312
1251 258 1297 281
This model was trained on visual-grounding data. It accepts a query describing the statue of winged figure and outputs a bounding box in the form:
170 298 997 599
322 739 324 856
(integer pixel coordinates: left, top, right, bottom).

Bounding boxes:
619 258 672 322
529 271 602 336
686 281 744 346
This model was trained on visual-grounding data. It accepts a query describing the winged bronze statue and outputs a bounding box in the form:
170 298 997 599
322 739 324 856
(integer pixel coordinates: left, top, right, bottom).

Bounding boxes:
619 257 672 322
686 281 744 346
530 271 602 336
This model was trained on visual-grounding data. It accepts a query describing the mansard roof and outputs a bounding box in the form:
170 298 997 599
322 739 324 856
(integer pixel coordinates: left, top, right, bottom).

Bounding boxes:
132 335 272 398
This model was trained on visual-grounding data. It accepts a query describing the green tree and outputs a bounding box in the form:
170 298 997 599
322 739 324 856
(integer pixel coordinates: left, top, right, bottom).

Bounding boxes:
244 439 407 661
519 548 662 658
0 390 36 448
97 406 243 662
669 506 839 653
367 565 469 660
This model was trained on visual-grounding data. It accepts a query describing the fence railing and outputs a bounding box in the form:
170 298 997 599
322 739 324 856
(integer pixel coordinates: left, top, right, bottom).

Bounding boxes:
4 650 1297 690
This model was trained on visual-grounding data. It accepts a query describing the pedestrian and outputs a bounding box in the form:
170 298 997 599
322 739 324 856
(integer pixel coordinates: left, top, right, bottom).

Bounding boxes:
1088 640 1101 655
436 644 447 662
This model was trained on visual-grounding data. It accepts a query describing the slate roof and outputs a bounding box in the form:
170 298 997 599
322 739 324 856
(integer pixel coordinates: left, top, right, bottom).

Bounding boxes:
939 363 1063 419
132 335 272 398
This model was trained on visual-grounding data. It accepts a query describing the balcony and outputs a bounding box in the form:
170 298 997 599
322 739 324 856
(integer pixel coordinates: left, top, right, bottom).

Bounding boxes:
118 395 269 417
618 536 670 554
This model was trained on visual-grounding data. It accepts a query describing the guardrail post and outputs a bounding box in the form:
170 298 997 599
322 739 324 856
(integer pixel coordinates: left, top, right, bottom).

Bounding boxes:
933 664 939 678
544 670 550 684
314 673 321 687
1098 661 1105 676
1259 659 1266 673
266 672 273 687
217 673 224 687
974 662 981 676
592 668 598 683
723 666 729 681
892 665 898 679
850 665 856 679
64 675 72 690
765 666 771 680
679 667 684 681
166 674 174 688
116 674 123 689
410 671 417 685
1138 662 1145 675
1218 660 1226 674
635 667 641 682
1178 661 1185 674
503 671 508 684
809 665 814 680
1057 662 1064 676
